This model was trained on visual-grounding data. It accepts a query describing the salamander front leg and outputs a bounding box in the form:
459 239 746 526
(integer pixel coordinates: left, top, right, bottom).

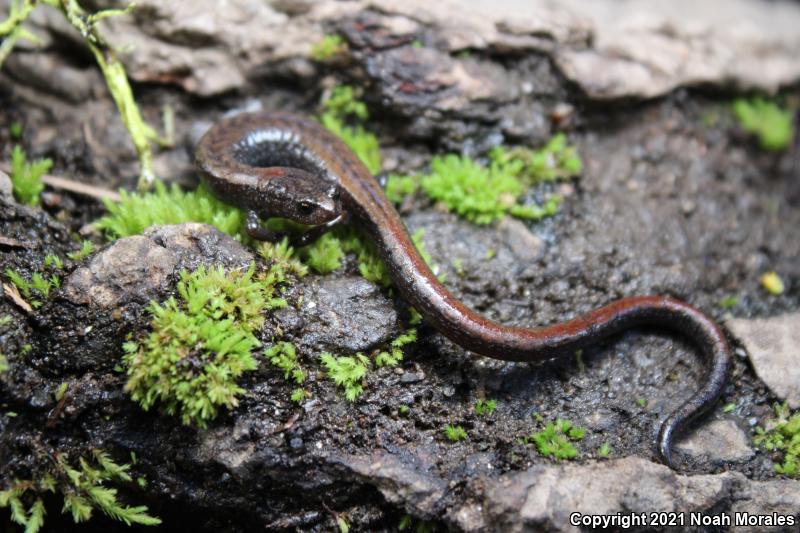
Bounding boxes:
246 210 281 242
245 210 342 247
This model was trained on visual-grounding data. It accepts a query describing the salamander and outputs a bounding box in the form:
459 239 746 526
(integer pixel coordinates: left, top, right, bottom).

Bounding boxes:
195 111 731 467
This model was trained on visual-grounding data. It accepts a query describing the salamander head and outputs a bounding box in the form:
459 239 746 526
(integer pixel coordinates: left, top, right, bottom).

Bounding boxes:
259 169 342 226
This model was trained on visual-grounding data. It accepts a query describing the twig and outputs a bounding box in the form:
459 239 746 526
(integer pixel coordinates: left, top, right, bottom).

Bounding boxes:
3 282 33 313
0 163 121 202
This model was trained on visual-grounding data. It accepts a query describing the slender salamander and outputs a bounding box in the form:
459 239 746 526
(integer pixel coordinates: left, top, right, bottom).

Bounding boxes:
195 111 731 467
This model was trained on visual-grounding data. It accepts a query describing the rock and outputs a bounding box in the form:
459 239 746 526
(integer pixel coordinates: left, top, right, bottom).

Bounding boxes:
675 419 754 463
25 0 799 100
0 169 12 203
731 478 800 533
483 457 739 533
553 0 800 99
727 312 800 408
64 223 252 309
276 275 400 353
330 451 447 518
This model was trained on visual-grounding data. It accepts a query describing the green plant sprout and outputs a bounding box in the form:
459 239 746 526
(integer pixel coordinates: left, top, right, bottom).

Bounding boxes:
733 97 794 151
9 121 23 140
374 328 417 367
524 419 586 460
0 449 160 532
310 34 348 62
96 182 245 240
385 174 419 205
754 403 800 477
265 341 308 404
123 264 279 427
597 442 611 458
67 240 95 261
0 0 40 68
320 352 369 401
4 268 60 308
474 399 497 417
444 424 468 442
719 295 739 310
43 253 63 270
9 145 51 206
0 353 8 373
319 85 381 174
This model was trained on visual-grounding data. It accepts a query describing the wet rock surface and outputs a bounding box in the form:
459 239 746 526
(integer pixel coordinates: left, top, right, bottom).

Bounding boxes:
1 0 799 532
727 312 800 409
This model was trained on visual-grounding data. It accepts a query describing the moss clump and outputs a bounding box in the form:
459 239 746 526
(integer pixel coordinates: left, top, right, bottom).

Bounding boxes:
733 97 794 151
123 264 280 427
320 352 369 401
489 134 582 184
4 268 60 309
474 398 497 417
310 34 348 62
0 450 160 533
301 233 345 274
67 240 95 262
96 181 245 240
320 86 381 174
444 424 468 442
319 328 417 401
374 328 417 367
754 403 800 477
524 418 586 460
264 341 308 403
385 174 419 205
9 145 51 206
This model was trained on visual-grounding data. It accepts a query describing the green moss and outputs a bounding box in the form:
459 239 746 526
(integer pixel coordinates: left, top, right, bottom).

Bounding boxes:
301 233 345 274
265 341 307 386
409 135 580 225
123 264 280 427
489 134 582 184
374 328 417 367
0 450 160 533
474 399 497 417
320 115 381 175
320 352 369 401
524 419 586 460
256 238 309 281
43 253 63 270
0 353 8 374
310 34 347 62
723 402 737 413
9 121 23 140
597 442 611 458
733 97 794 151
4 268 60 309
719 295 739 310
754 403 800 477
9 145 51 206
444 424 468 442
97 181 245 240
320 86 381 174
67 240 95 262
385 174 419 205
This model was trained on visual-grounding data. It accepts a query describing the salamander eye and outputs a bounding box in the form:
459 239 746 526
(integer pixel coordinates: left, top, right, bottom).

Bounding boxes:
298 201 315 216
